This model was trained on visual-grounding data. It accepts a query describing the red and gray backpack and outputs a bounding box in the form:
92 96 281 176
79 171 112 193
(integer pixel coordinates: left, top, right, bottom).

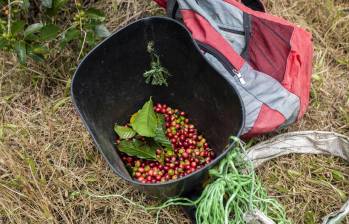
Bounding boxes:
154 0 313 137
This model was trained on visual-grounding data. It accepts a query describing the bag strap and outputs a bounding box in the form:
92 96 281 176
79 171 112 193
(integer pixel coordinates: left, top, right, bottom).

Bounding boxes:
166 0 179 18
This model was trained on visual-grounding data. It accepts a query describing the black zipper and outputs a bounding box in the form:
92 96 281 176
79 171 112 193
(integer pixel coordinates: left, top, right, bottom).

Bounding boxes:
197 41 246 84
218 26 245 36
197 41 236 74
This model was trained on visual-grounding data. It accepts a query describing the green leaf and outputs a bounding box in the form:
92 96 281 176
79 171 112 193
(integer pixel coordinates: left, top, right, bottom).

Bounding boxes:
85 31 96 46
53 0 68 10
94 24 110 38
63 28 80 42
117 139 157 160
332 170 345 181
154 114 173 149
32 46 49 55
114 125 136 140
24 23 43 38
11 20 25 34
42 0 53 8
39 24 60 41
14 42 26 64
60 28 80 48
27 45 48 62
131 98 157 137
85 8 105 21
28 53 45 62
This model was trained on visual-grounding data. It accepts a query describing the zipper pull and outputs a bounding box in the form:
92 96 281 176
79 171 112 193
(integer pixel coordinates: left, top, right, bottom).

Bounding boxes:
233 69 246 85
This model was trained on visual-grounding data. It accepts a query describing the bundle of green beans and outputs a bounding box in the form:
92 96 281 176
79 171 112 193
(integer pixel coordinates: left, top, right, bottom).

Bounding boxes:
150 137 290 224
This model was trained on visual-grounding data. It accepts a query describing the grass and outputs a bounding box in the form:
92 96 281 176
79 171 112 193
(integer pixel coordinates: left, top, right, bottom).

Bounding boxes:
257 154 349 224
0 0 348 223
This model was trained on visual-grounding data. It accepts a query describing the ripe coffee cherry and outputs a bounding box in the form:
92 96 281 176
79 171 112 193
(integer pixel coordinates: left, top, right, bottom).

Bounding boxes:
120 103 216 184
182 152 189 158
135 172 141 177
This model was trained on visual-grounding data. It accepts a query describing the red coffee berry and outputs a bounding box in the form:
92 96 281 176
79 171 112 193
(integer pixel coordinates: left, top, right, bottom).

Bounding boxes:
182 152 189 158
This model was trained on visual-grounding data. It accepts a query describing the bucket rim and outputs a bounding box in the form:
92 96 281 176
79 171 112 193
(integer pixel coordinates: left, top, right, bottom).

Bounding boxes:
70 16 246 188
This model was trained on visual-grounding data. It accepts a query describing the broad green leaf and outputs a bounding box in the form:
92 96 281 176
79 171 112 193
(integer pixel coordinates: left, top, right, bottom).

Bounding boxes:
28 44 49 55
39 24 60 41
15 42 26 64
53 0 68 10
95 24 110 38
42 0 53 8
11 20 25 34
154 114 173 149
130 112 138 124
117 139 157 160
62 28 80 42
85 8 105 21
85 31 96 46
24 23 43 38
114 125 136 139
131 98 157 137
60 28 80 48
28 53 45 62
27 45 48 62
33 46 49 55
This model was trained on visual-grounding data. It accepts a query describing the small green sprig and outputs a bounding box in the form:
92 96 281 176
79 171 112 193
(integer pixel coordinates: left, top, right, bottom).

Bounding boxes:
143 41 171 86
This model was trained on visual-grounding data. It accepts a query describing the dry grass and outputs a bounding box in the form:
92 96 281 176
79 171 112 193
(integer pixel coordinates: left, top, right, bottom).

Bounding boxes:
0 0 348 223
257 154 349 224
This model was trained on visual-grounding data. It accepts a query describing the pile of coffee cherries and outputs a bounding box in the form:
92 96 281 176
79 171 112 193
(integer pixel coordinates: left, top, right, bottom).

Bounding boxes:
119 103 215 184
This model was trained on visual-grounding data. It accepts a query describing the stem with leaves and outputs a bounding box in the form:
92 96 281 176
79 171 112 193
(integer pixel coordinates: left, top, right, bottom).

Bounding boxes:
143 41 171 86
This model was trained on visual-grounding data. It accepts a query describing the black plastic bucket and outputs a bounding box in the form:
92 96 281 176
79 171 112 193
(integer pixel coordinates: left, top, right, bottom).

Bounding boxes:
71 16 244 198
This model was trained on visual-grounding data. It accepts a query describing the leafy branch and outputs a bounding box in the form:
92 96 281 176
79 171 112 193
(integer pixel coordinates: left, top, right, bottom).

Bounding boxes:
114 98 173 161
143 41 171 86
0 0 110 64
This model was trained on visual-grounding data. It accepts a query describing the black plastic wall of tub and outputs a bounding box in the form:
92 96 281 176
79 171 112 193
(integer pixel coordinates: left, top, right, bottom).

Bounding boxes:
71 17 244 198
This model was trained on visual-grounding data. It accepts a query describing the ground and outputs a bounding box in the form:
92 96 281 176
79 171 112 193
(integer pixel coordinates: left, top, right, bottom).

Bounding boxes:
0 0 348 223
